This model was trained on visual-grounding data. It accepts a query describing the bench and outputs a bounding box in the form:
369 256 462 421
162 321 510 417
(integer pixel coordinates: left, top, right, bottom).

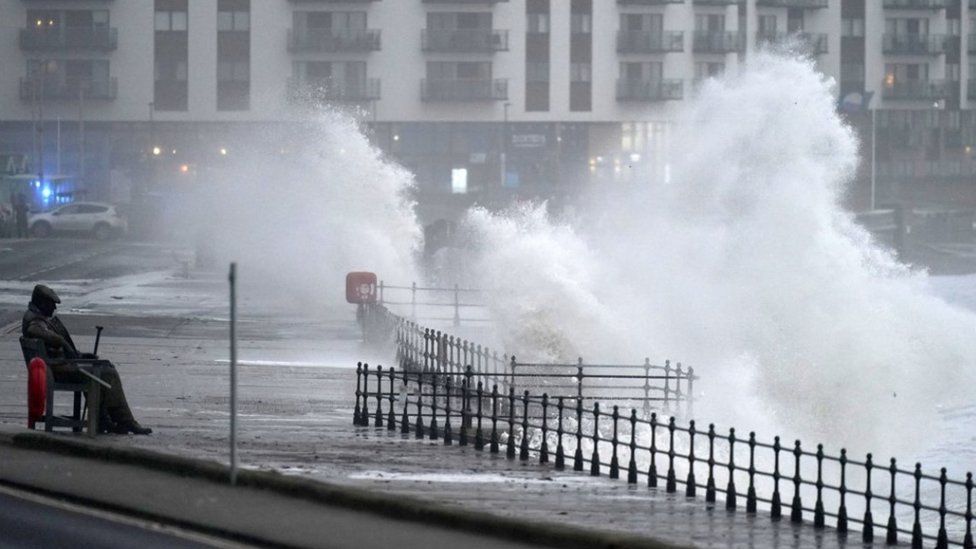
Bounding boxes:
20 337 111 436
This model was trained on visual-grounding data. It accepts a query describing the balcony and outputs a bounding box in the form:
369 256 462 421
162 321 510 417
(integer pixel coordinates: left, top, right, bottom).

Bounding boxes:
693 31 743 53
881 79 948 101
421 78 507 101
19 77 117 101
19 27 117 51
692 0 742 5
616 79 684 101
422 29 508 52
882 0 945 8
288 78 381 102
288 28 381 52
756 31 828 54
617 31 684 53
882 34 945 55
756 0 827 6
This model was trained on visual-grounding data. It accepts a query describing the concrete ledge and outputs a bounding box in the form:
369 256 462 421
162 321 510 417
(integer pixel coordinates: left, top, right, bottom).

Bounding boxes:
3 429 686 549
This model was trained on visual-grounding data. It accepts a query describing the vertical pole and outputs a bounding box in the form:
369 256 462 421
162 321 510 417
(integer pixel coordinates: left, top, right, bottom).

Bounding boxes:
78 83 85 191
453 284 460 327
56 117 61 175
870 106 877 211
411 282 417 321
228 262 238 486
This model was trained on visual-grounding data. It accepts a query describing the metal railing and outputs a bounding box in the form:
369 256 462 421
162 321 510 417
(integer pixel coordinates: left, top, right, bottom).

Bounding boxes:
882 0 946 8
692 31 743 54
287 28 381 52
377 281 489 327
882 34 946 55
354 363 976 549
287 77 381 102
19 78 118 100
616 30 684 53
19 27 118 50
616 79 684 101
422 29 509 52
882 80 949 101
421 78 508 101
390 311 696 418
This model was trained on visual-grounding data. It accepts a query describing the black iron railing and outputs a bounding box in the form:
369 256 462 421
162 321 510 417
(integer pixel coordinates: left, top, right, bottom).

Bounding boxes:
354 363 974 549
378 281 489 326
391 315 695 416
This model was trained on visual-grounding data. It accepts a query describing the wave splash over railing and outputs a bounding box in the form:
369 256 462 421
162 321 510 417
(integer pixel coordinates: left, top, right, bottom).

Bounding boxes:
356 305 974 548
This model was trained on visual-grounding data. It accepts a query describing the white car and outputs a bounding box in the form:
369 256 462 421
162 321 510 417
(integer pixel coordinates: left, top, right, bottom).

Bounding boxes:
29 202 127 240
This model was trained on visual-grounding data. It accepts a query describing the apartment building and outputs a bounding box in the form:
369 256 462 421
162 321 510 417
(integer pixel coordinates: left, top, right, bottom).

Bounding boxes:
0 0 972 219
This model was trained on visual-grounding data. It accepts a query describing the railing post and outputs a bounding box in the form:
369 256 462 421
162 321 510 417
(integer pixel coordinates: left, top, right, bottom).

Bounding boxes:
686 420 697 497
372 365 382 428
791 440 802 523
648 413 659 488
519 391 530 461
555 397 566 470
415 373 425 439
361 364 370 427
574 399 584 472
423 329 431 372
686 366 695 418
429 371 439 440
590 402 601 477
706 423 716 503
540 394 550 463
814 444 825 528
747 432 757 513
510 355 517 391
610 406 620 479
964 472 973 549
912 462 923 548
459 375 468 446
490 384 500 453
400 372 411 435
627 409 638 484
864 453 875 543
354 362 363 425
577 358 584 403
387 367 397 431
475 381 485 450
839 449 849 534
663 360 671 412
771 436 782 520
726 428 737 510
937 468 949 549
506 387 516 459
411 281 416 321
886 458 898 544
666 417 677 493
642 358 652 417
443 376 453 446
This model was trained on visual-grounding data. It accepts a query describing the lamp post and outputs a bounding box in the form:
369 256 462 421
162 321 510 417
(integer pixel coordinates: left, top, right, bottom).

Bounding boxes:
501 102 511 188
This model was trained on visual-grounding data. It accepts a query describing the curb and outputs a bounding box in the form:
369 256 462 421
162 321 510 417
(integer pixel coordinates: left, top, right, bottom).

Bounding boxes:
3 430 687 549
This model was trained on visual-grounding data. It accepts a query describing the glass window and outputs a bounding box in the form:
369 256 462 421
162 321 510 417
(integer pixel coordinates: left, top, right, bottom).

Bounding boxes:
570 63 591 82
526 62 549 82
172 11 187 31
154 12 170 31
217 12 234 31
528 13 549 34
571 14 591 34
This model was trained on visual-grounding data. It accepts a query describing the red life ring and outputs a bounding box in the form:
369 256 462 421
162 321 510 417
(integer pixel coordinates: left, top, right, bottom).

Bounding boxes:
27 357 46 427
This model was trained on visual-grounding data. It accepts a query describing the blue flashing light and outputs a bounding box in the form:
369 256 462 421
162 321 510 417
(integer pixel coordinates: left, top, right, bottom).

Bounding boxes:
33 180 41 189
41 186 52 199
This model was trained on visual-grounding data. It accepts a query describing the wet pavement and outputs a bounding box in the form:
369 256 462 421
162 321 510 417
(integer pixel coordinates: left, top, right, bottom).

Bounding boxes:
0 246 884 547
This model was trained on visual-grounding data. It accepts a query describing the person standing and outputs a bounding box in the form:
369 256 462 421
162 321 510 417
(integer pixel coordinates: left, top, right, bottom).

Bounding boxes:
14 192 29 238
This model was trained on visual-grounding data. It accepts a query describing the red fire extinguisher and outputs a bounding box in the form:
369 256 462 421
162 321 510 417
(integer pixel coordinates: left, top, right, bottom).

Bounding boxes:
27 357 46 429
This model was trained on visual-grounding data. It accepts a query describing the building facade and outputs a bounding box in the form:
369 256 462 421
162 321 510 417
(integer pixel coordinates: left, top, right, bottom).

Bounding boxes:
0 0 973 221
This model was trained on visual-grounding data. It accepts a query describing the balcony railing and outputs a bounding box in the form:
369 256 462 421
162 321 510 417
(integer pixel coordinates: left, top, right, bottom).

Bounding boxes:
881 79 948 101
287 28 381 52
756 31 828 54
616 79 684 101
756 0 827 6
882 33 946 55
692 0 742 5
422 29 508 52
19 77 118 100
617 0 684 4
19 27 117 51
288 77 381 102
692 31 743 53
421 78 508 101
882 0 946 8
617 31 684 53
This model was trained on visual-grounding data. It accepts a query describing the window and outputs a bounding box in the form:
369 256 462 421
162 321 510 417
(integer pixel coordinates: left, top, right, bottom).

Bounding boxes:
695 14 725 32
155 10 187 31
695 62 725 79
527 13 550 34
885 18 928 35
217 11 249 31
758 15 777 35
946 63 960 81
526 62 549 82
571 14 591 34
621 14 662 33
841 18 864 37
570 63 591 82
218 61 249 81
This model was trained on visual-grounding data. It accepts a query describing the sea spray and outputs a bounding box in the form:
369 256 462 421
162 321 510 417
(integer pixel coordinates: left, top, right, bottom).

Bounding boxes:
461 53 976 455
184 110 422 309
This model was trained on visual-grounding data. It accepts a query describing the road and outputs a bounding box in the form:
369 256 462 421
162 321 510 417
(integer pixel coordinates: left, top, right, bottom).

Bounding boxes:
0 238 187 282
0 485 232 549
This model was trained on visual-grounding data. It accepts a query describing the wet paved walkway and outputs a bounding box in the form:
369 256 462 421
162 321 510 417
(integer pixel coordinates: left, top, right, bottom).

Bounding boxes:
0 270 884 548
